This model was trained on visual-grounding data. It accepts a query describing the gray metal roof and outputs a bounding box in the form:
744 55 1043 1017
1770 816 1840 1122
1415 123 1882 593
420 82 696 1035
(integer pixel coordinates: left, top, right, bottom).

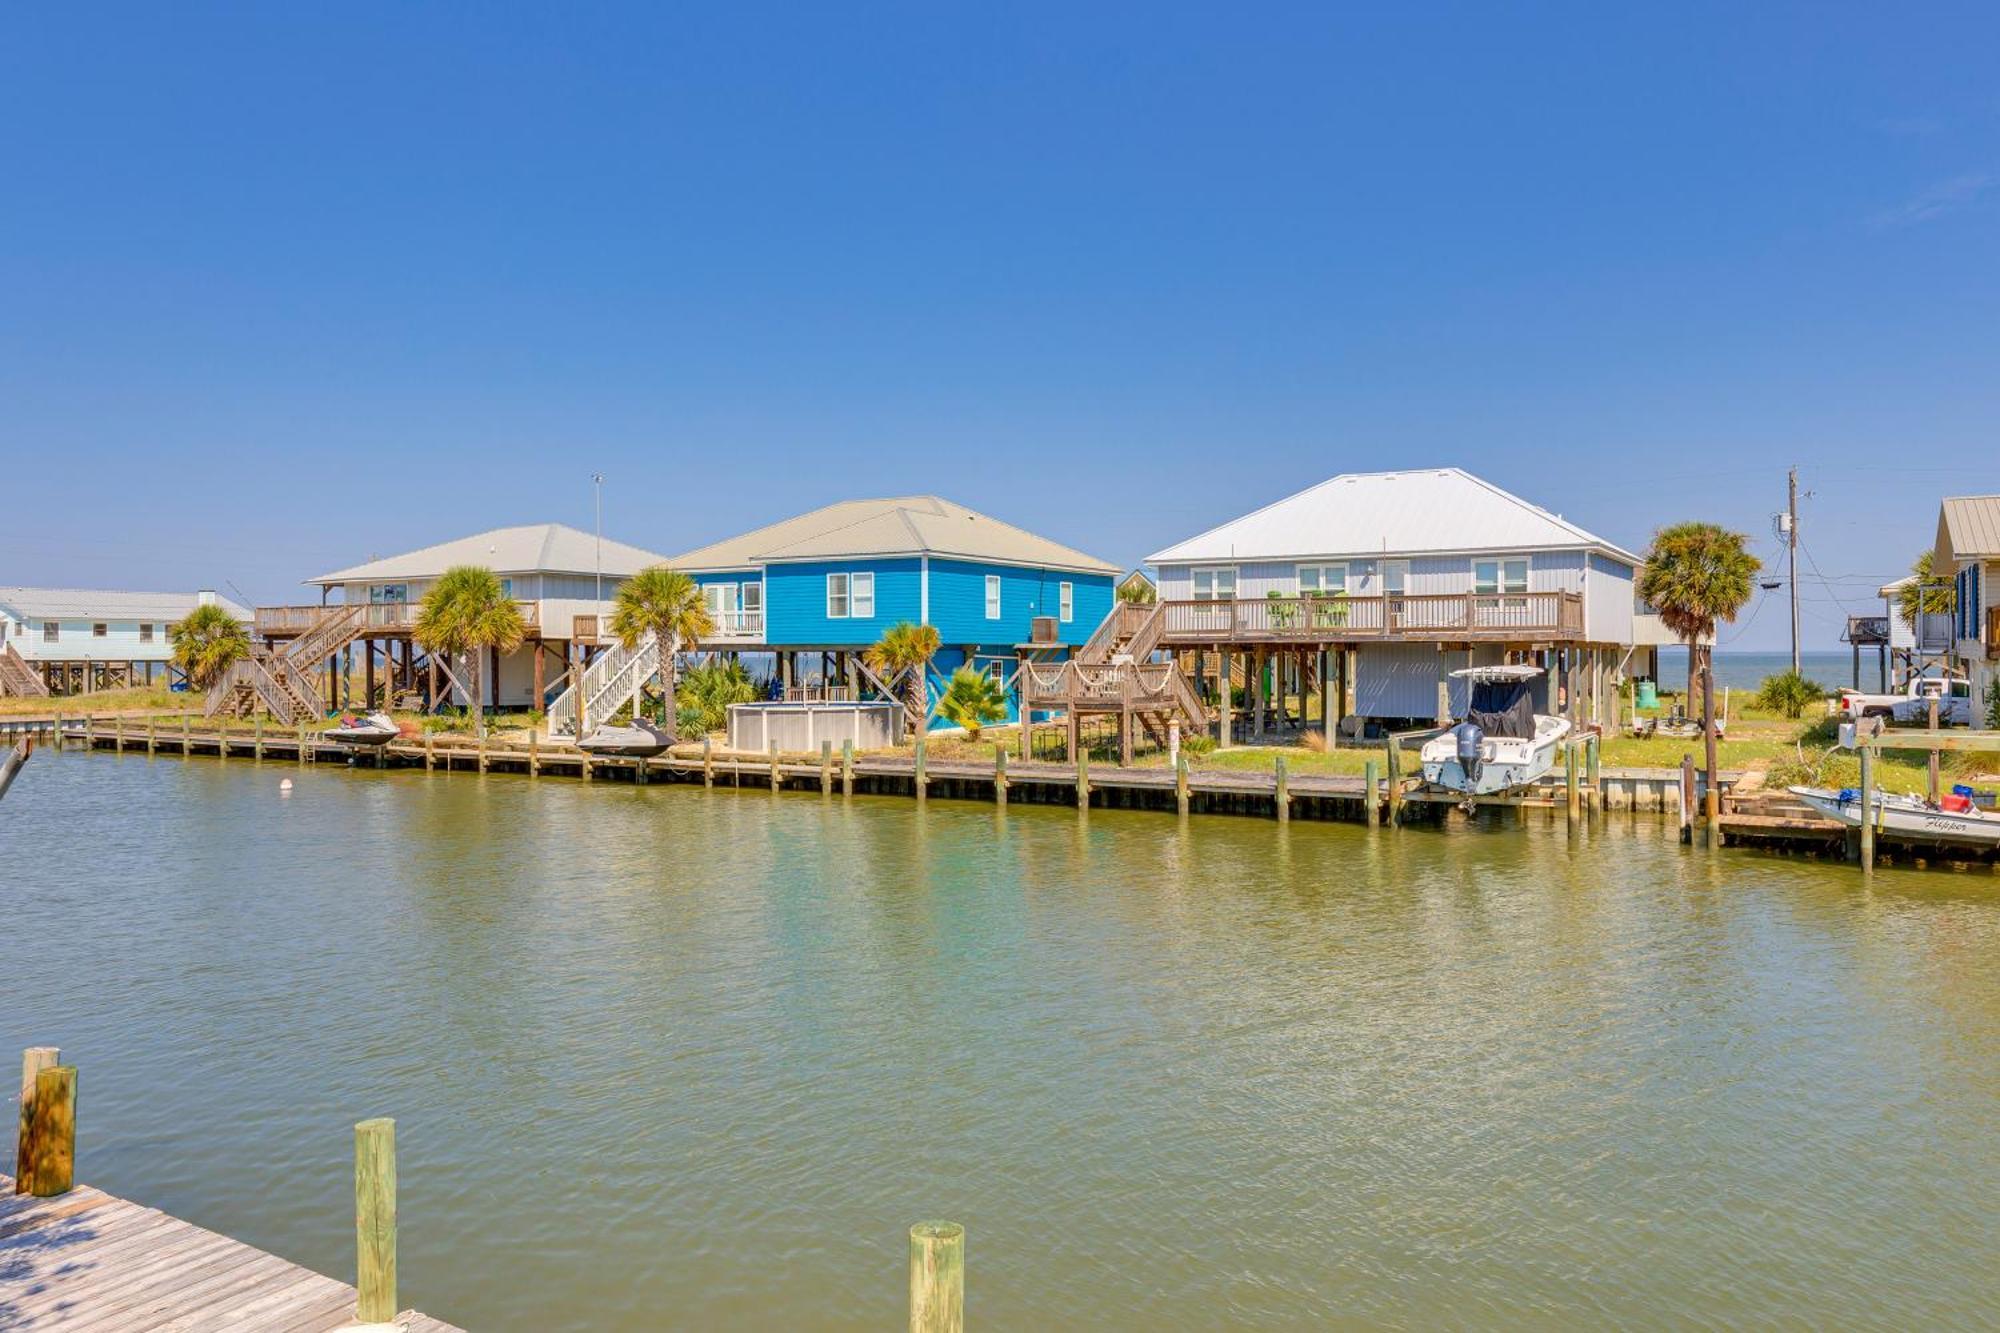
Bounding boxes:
1146 468 1641 566
670 496 1118 575
1933 496 2000 569
0 587 252 622
308 524 674 585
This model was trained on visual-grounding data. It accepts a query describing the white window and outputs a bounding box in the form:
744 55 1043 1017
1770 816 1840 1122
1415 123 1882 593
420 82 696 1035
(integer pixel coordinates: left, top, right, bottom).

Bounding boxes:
1059 582 1074 622
1191 567 1238 601
740 582 762 625
851 572 875 618
989 660 1008 687
1473 558 1529 595
1297 564 1348 596
139 623 154 643
370 583 409 605
827 573 850 619
1380 561 1409 597
985 575 1002 620
43 622 58 643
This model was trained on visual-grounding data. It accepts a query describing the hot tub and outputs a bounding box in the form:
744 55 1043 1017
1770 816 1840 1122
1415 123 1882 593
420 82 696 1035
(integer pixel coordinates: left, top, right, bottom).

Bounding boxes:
726 700 904 753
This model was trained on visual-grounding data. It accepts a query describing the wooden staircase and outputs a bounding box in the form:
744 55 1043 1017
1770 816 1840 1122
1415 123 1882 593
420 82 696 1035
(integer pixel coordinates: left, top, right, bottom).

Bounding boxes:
0 644 48 698
546 635 661 737
205 604 364 724
1026 603 1209 752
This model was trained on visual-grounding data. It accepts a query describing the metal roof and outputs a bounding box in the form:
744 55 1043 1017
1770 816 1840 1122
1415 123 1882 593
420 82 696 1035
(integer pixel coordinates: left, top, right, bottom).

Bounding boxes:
1933 496 2000 570
308 524 674 586
670 496 1118 575
1145 468 1642 566
0 587 251 621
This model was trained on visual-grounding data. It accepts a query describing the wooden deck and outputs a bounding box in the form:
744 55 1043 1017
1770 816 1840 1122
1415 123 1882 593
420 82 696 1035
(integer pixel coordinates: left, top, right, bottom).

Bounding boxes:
0 1176 461 1331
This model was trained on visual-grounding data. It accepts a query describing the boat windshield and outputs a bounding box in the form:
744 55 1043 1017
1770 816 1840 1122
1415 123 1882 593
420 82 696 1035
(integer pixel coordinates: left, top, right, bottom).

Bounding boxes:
1467 679 1536 740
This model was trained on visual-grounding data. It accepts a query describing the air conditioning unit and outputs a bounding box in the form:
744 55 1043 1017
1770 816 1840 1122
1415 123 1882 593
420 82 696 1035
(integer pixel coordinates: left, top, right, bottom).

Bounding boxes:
1030 616 1059 644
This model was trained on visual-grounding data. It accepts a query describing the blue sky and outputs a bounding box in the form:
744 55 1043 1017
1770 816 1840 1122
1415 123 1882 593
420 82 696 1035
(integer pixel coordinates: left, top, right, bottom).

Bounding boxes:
4 4 1996 650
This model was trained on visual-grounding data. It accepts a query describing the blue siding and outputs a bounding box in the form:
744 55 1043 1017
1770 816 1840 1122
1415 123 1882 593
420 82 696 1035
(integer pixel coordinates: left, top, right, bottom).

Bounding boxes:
763 558 922 646
925 558 1113 647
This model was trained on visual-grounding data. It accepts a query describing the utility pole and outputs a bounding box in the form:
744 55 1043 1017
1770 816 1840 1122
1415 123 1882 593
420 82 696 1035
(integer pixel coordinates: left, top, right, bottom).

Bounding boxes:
593 473 605 605
1787 467 1800 674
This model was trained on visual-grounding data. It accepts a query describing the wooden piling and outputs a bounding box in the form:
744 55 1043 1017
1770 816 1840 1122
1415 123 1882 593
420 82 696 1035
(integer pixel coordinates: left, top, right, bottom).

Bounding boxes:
1076 746 1091 806
477 736 488 774
300 725 311 766
424 731 435 771
914 736 928 802
1585 733 1600 812
1385 739 1403 826
1175 749 1190 817
909 1221 964 1333
769 741 781 793
1364 758 1379 826
1565 742 1580 820
1274 755 1290 822
841 739 854 796
147 715 156 755
254 716 264 761
354 1117 397 1324
1859 744 1875 871
994 748 1008 809
16 1046 58 1195
25 1065 76 1197
182 713 190 750
528 730 539 777
114 715 123 751
703 735 714 787
821 739 834 794
1679 753 1695 844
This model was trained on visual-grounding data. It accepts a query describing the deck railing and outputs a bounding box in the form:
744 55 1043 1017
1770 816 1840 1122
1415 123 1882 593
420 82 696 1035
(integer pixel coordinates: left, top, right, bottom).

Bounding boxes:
256 601 540 637
1158 591 1584 642
704 610 765 641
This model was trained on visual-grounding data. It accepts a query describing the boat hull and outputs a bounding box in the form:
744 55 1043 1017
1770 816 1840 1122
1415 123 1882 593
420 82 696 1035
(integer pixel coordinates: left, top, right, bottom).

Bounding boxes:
1789 787 2000 847
1421 718 1571 796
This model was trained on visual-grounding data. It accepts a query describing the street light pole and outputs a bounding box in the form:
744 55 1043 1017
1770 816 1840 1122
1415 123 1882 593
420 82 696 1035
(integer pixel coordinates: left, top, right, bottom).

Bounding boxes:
1787 467 1800 675
593 473 604 606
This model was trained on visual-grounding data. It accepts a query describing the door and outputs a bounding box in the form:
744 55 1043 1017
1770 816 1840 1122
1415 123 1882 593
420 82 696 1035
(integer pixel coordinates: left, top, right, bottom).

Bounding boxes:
1380 561 1409 630
703 583 734 634
739 581 763 636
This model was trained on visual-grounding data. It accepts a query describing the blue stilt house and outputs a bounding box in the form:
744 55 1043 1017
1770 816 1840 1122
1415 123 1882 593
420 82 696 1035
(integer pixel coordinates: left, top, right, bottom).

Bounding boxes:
669 496 1118 726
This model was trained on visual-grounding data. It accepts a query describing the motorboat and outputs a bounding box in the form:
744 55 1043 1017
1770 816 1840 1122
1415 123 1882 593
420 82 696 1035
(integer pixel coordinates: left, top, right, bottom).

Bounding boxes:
322 711 400 746
577 717 675 758
1788 785 2000 848
1420 665 1571 797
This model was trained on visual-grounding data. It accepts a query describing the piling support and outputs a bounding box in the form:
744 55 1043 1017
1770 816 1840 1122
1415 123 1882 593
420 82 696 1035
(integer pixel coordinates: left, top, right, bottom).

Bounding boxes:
182 713 191 751
1679 753 1695 844
1565 742 1580 821
1386 738 1403 826
1076 747 1091 806
147 716 156 755
909 1221 965 1333
1364 758 1379 826
821 739 834 795
254 716 264 761
1859 744 1875 871
354 1118 397 1325
114 716 123 752
424 732 435 771
842 740 854 796
300 725 311 766
703 736 714 787
1275 755 1290 822
995 748 1008 809
1585 733 1600 813
769 741 781 793
15 1046 58 1195
1175 749 1190 817
914 736 928 803
25 1065 76 1197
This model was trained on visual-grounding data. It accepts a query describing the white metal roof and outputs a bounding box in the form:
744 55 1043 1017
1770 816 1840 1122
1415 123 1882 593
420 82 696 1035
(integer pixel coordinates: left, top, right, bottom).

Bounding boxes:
308 524 674 586
0 587 252 622
1145 468 1642 566
1933 496 2000 570
670 496 1118 575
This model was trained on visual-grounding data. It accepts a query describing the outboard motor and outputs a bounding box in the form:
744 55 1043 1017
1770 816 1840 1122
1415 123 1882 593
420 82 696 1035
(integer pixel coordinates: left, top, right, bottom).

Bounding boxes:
1452 720 1484 785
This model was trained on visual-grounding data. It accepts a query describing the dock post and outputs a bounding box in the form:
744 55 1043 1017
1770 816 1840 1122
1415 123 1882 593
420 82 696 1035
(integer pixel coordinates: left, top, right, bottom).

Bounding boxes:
114 715 123 752
1274 755 1290 822
841 739 854 796
635 749 649 785
821 739 834 795
424 731 435 771
1679 754 1694 844
995 747 1008 809
1585 733 1599 813
769 741 781 793
914 735 928 803
16 1046 59 1195
1565 742 1580 821
909 1220 964 1333
703 736 714 788
529 729 540 778
25 1064 76 1197
1859 744 1875 871
182 713 190 752
300 725 311 766
1175 749 1189 817
354 1117 397 1325
147 715 156 755
53 710 62 750
477 736 488 774
85 714 94 750
254 716 264 761
1363 758 1379 826
1928 697 1941 804
1385 739 1403 826
1076 746 1090 807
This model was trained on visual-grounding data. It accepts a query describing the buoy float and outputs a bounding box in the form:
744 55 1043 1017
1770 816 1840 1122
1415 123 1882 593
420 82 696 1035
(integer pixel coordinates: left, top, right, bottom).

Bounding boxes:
279 778 294 792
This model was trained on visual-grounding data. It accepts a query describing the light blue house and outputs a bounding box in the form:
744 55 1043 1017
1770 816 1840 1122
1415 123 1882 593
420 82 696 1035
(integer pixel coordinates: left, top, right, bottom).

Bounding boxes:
669 496 1119 725
0 586 251 695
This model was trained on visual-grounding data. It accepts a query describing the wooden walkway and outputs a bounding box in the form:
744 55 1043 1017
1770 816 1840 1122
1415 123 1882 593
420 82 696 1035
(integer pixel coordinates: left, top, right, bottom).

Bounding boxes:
0 1176 462 1331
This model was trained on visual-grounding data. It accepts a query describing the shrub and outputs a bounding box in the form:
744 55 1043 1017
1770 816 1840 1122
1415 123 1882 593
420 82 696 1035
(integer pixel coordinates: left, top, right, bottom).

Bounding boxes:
937 667 1008 741
677 660 760 735
1180 733 1217 757
1755 669 1826 719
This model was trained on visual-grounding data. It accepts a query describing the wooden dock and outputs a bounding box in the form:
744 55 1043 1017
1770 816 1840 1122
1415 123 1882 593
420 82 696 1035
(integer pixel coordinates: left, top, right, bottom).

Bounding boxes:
11 712 1712 824
0 1176 461 1331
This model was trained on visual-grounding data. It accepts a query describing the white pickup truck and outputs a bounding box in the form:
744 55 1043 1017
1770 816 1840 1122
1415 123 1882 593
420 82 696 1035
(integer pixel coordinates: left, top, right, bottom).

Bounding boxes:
1837 675 1974 726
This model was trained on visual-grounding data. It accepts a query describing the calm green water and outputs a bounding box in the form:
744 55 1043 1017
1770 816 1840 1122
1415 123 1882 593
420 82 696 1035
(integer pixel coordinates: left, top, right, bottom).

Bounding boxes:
8 749 2000 1329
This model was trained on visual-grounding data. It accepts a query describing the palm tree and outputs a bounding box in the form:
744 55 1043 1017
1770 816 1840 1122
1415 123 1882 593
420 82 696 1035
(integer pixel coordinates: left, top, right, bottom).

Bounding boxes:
1638 522 1758 818
169 603 250 690
608 565 713 734
413 565 527 738
937 666 1009 741
865 621 941 734
1897 550 1955 631
1117 575 1157 606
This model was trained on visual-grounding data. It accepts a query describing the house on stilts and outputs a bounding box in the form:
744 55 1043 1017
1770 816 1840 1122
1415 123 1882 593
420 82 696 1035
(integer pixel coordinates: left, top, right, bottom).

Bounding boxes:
0 587 252 697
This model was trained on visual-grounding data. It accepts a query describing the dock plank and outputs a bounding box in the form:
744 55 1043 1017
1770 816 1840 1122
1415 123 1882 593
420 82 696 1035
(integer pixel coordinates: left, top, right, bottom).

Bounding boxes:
0 1176 462 1331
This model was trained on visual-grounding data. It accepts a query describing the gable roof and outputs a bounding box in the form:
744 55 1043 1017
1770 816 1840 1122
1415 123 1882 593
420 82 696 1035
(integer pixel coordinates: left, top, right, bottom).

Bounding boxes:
670 496 1118 575
1933 496 2000 570
308 524 673 586
0 587 251 622
1145 468 1640 566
